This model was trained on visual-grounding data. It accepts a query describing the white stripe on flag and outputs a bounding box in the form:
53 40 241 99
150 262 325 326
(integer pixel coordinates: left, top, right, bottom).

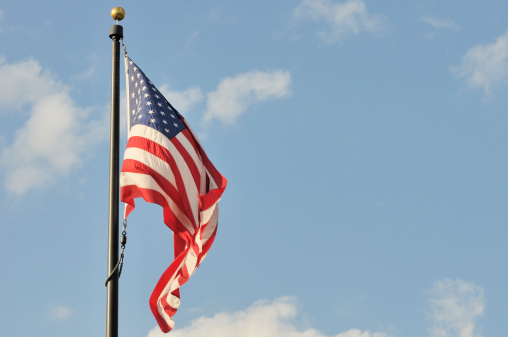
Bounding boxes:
123 147 177 188
130 125 201 227
120 172 195 234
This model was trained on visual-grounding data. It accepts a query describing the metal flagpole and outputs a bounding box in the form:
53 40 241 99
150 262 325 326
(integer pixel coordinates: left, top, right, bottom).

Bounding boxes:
106 7 125 337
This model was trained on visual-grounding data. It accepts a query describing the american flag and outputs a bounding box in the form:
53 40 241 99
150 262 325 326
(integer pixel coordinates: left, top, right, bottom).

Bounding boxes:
120 56 227 333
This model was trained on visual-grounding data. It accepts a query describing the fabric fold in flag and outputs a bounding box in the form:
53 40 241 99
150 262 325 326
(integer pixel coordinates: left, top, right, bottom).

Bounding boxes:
120 56 227 333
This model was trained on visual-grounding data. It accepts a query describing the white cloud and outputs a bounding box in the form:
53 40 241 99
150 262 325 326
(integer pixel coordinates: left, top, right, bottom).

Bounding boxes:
204 70 291 125
76 64 96 80
336 330 389 337
0 58 108 195
147 297 390 337
422 17 459 30
451 31 508 98
0 58 56 110
159 85 204 115
293 0 385 44
48 304 72 320
428 279 485 337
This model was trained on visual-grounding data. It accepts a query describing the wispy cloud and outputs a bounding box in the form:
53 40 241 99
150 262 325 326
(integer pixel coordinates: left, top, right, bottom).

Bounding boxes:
48 304 72 320
428 279 485 337
293 0 386 44
336 330 390 337
204 70 291 125
0 58 108 195
451 31 508 98
72 54 99 82
153 69 290 134
159 85 204 115
146 297 390 337
422 17 459 30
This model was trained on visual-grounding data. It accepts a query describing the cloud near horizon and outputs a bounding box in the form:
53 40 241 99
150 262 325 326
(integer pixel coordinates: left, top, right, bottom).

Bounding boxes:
147 278 487 337
452 30 508 98
0 58 108 195
293 0 385 44
147 297 390 337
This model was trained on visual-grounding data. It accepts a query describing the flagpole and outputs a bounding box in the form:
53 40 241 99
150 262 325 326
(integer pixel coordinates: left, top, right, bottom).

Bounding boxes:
106 7 125 337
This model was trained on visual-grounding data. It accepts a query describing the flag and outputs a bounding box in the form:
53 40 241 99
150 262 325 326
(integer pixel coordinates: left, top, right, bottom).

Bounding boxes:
120 56 227 333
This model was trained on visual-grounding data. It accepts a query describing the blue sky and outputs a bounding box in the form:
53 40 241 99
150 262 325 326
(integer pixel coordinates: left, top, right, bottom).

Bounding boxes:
0 1 506 336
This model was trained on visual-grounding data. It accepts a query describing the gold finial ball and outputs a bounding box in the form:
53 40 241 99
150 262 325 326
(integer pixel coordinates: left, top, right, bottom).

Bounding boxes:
111 7 125 21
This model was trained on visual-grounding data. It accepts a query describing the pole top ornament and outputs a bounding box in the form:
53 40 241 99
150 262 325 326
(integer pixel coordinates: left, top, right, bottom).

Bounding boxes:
111 7 125 22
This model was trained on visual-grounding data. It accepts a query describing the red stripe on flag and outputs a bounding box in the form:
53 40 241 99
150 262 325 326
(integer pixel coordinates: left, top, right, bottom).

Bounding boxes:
150 248 187 333
171 135 202 192
123 137 199 229
120 159 195 232
180 130 227 210
120 184 191 237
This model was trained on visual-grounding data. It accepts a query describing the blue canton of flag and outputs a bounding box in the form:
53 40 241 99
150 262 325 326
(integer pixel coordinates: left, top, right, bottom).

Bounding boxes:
127 57 185 139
